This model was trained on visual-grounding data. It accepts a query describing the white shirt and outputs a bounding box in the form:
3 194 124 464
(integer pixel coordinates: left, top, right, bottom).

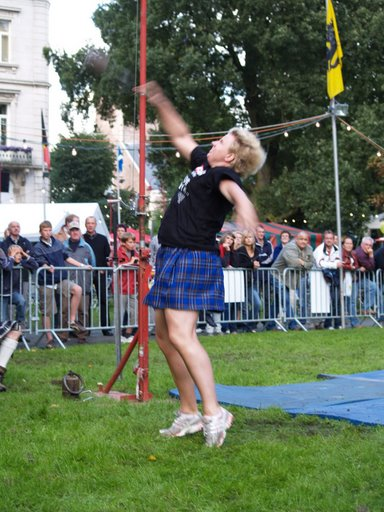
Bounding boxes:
313 242 340 269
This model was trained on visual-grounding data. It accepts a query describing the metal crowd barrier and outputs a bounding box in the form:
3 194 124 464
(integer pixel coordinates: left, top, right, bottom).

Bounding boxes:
1 265 382 349
377 269 384 320
208 267 285 333
281 267 381 330
0 265 34 350
33 266 142 346
206 267 383 333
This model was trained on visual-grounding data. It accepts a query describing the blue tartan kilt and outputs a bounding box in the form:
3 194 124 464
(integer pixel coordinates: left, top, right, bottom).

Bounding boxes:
144 246 224 312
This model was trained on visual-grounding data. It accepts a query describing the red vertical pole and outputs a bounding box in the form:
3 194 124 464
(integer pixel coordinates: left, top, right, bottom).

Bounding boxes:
139 1 147 218
137 0 151 401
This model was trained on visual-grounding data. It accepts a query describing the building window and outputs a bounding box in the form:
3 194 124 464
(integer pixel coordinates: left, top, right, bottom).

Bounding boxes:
0 170 9 193
0 20 9 63
0 104 6 145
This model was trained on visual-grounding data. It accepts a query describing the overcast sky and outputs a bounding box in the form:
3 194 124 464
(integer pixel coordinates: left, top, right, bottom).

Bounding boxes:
49 0 107 143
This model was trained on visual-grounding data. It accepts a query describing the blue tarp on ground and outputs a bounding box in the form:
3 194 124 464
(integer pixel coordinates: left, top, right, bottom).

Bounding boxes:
169 370 384 426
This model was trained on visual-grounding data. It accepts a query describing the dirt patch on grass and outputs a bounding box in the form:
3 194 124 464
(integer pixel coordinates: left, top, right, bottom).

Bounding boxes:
243 414 357 439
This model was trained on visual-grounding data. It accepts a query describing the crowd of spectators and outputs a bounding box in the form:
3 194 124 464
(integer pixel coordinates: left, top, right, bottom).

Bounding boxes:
206 226 384 335
0 216 135 350
1 216 384 345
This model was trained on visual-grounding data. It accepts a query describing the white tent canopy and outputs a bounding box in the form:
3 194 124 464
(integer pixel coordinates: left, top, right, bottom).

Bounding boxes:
0 202 109 242
367 213 384 231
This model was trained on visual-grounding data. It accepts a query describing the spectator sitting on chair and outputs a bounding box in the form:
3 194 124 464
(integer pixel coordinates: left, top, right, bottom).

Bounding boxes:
32 221 88 348
0 245 38 328
313 230 342 329
63 221 95 343
355 236 377 315
1 220 34 299
0 229 29 389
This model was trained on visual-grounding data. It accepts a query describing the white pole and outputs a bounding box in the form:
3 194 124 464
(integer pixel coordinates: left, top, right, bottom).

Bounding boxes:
116 145 123 224
116 170 121 224
41 150 46 220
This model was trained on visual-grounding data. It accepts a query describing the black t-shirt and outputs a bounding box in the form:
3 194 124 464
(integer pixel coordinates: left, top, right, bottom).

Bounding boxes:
158 146 243 251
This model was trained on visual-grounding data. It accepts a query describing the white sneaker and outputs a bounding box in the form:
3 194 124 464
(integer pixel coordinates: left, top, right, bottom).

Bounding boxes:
0 320 13 340
159 411 203 437
121 335 134 344
203 407 234 447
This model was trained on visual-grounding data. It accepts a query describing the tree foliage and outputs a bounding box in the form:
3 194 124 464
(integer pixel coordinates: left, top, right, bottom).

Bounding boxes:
111 188 140 228
50 133 115 206
46 0 384 233
99 188 139 231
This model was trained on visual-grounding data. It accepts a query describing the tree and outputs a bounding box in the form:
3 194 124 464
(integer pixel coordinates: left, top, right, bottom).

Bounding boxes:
50 132 115 206
46 0 384 233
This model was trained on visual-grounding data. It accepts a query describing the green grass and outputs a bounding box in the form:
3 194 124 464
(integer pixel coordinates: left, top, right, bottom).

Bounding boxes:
1 329 384 512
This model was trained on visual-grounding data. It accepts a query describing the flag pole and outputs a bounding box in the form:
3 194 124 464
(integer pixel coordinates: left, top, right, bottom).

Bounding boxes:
330 99 346 328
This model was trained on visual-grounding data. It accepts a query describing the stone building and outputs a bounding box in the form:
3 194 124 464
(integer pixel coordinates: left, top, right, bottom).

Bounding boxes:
97 111 165 230
0 0 50 204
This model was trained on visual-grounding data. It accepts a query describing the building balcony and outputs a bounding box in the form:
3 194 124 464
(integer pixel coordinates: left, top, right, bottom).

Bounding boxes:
0 146 32 167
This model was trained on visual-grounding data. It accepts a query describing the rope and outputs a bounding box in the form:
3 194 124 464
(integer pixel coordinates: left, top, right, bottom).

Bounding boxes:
338 117 384 154
62 370 85 396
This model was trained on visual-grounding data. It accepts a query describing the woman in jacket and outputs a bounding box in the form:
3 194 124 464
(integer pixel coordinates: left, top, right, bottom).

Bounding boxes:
233 231 261 332
341 236 359 328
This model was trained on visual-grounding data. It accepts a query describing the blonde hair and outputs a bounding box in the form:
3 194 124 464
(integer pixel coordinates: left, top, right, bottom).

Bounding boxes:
229 128 266 178
7 244 22 256
241 230 255 245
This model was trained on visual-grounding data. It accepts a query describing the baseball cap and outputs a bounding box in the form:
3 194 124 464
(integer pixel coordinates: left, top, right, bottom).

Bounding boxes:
68 221 80 230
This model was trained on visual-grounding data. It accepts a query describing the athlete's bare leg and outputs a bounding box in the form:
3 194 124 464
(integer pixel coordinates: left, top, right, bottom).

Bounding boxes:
155 308 221 416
